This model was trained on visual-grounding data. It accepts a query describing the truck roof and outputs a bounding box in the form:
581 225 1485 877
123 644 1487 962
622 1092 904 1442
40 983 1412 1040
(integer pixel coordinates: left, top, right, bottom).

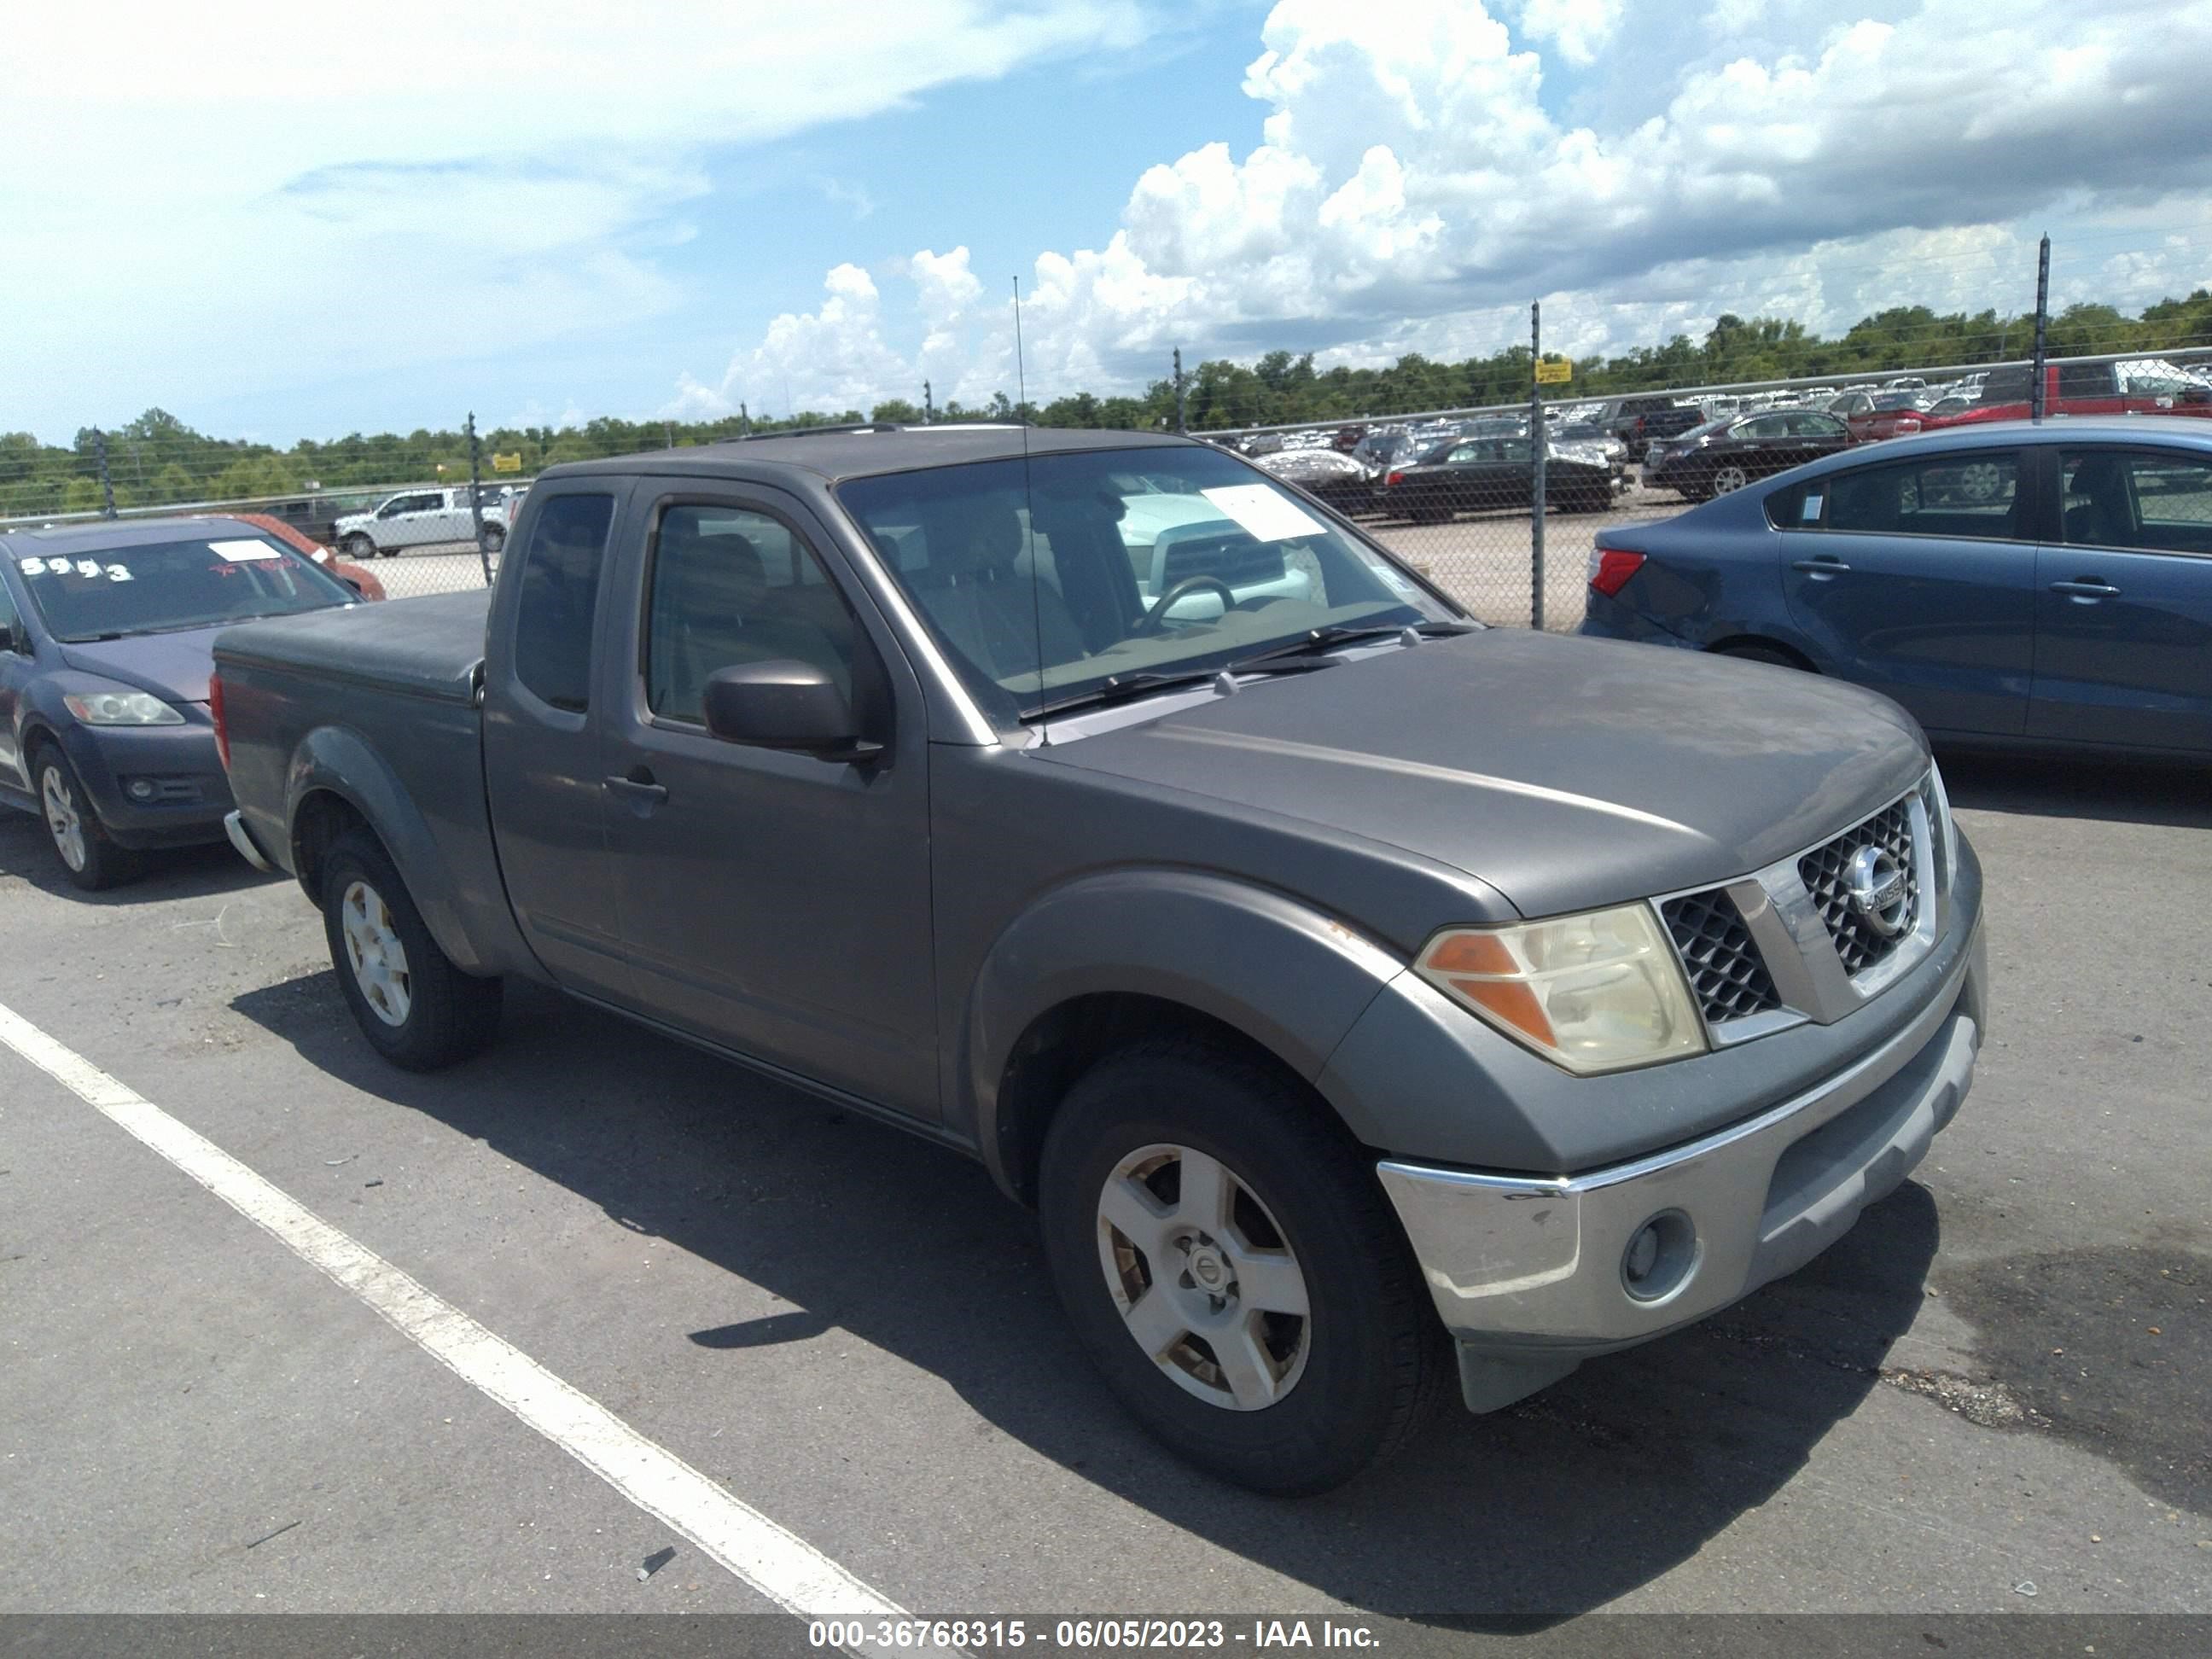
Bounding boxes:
542 425 1196 486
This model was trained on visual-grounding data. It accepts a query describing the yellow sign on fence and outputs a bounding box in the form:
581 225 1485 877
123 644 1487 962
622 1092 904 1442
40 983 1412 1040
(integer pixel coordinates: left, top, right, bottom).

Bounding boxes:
492 451 524 473
1534 358 1573 385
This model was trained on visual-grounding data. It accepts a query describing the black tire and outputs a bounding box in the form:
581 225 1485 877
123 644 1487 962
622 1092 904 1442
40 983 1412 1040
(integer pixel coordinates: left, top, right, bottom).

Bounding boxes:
1039 1037 1451 1495
1715 642 1805 669
341 533 376 562
31 743 141 892
481 525 506 556
320 828 503 1070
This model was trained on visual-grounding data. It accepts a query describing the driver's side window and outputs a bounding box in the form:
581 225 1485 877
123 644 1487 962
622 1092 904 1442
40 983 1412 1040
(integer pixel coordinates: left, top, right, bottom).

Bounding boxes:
645 504 859 725
0 581 22 652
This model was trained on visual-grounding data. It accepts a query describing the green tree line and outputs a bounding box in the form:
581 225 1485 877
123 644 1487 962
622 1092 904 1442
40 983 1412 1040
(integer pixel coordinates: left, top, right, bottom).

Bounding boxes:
7 290 2209 521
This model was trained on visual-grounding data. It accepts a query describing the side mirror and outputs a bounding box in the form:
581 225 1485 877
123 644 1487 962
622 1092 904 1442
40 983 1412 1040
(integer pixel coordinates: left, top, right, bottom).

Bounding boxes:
701 660 882 763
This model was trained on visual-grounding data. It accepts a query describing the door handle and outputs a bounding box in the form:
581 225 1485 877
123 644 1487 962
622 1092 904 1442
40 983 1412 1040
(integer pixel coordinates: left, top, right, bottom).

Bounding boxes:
2049 579 2120 600
1791 556 1850 576
603 772 669 812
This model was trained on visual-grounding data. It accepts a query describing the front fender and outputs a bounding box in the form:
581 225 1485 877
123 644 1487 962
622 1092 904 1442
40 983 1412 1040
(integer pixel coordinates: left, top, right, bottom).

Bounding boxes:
963 868 1409 1190
285 724 488 973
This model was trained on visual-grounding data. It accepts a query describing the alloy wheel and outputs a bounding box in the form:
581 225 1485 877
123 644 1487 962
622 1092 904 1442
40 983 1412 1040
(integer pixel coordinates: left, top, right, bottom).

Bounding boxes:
1094 1142 1312 1411
1714 463 1751 493
40 765 86 873
340 879 413 1027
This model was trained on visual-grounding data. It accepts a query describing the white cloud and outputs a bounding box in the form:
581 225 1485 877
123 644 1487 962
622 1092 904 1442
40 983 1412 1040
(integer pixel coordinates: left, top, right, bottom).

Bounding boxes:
678 0 2212 417
818 178 882 221
1514 0 1627 67
0 1 1153 438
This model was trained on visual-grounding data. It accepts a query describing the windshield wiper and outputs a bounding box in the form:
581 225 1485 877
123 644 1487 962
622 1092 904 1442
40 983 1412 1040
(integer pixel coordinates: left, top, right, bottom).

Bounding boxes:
1223 617 1480 670
1019 658 1341 722
58 631 130 643
1018 620 1477 722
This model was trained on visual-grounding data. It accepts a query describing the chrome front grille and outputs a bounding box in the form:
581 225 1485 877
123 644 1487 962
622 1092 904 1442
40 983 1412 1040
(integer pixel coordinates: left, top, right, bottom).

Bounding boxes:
1797 800 1921 977
1662 889 1782 1025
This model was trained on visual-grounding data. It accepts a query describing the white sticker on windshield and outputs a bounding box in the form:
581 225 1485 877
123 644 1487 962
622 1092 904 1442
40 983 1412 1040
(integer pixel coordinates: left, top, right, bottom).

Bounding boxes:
207 538 282 561
1801 493 1824 522
75 559 102 578
1199 484 1327 544
106 563 135 582
17 557 44 575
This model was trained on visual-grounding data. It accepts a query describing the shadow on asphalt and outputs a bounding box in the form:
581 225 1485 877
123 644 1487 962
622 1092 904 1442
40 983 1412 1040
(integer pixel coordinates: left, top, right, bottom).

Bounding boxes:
232 970 1940 1624
1937 749 2212 830
0 814 279 906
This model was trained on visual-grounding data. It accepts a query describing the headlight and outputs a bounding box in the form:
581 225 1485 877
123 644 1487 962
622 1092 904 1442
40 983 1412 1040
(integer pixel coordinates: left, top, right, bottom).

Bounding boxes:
1414 905 1707 1074
63 690 184 725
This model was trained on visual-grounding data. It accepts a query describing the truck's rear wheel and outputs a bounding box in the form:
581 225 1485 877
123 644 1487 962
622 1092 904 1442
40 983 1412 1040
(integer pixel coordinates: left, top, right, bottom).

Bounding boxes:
320 830 502 1070
1039 1037 1449 1495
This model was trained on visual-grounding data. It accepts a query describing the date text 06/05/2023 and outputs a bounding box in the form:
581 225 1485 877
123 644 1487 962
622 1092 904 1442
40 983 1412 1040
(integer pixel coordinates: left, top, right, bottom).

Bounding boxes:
806 1621 1382 1650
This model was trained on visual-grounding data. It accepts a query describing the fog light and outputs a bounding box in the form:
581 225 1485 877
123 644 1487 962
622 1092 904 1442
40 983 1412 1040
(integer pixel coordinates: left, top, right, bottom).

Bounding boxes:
125 777 157 801
1621 1209 1698 1302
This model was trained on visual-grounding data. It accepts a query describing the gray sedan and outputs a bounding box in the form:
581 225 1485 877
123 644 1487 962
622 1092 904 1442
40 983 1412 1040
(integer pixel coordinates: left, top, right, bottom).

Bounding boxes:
1581 417 2212 758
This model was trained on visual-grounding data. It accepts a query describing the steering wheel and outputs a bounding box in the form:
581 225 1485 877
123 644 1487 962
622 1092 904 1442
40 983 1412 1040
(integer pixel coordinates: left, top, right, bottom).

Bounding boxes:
1132 575 1239 637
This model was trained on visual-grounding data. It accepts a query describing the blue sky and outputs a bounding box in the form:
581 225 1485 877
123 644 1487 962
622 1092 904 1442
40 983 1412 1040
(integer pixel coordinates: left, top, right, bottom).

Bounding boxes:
6 0 2210 445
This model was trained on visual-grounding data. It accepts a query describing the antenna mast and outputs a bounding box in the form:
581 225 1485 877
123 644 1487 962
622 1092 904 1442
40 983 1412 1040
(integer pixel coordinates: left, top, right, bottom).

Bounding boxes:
1012 276 1027 416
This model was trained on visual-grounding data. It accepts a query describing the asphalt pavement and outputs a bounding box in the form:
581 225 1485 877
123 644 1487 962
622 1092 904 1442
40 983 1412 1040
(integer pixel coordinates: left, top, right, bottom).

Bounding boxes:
0 736 2207 1627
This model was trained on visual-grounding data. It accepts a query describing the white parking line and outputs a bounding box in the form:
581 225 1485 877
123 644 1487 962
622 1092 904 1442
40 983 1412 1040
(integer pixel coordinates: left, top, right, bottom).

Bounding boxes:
0 997 904 1624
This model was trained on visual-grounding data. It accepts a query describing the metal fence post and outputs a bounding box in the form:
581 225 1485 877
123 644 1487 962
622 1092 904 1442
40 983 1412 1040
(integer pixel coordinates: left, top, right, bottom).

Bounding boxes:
465 412 492 585
1529 302 1545 632
740 402 752 439
94 428 118 519
2030 235 2052 423
1174 348 1187 435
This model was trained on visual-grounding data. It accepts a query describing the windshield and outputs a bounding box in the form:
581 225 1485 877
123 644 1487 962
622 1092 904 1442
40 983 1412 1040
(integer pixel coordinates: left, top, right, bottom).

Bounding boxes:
837 445 1460 723
14 533 353 640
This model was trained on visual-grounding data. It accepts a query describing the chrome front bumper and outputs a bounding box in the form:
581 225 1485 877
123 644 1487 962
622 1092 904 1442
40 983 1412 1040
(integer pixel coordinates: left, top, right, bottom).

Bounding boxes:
1378 918 1984 1411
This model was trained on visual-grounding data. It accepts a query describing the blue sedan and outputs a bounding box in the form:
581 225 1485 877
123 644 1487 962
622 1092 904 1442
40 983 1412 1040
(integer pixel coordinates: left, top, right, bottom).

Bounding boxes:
1 516 356 888
1580 417 2212 759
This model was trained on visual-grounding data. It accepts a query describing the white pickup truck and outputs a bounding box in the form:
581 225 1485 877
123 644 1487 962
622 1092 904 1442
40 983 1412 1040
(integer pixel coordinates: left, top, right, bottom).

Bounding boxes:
333 487 511 560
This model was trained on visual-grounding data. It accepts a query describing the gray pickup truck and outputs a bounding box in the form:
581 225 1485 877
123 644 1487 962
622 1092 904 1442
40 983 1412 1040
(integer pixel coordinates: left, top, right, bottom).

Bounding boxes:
212 426 1987 1494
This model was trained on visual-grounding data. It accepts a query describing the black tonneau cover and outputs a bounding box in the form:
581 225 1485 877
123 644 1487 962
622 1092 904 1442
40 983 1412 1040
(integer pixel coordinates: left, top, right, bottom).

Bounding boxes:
213 589 489 705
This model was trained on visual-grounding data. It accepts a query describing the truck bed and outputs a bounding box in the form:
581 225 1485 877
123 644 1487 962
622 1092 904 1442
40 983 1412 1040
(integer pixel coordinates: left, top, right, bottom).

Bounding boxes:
213 587 540 980
213 589 489 703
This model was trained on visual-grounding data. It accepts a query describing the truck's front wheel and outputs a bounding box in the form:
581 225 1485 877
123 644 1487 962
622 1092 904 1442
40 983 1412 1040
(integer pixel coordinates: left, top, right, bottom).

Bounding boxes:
320 830 502 1070
1039 1038 1449 1494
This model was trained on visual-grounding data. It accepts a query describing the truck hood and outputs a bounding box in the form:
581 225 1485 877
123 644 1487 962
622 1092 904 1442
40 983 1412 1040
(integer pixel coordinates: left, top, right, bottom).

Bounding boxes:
1033 629 1929 917
58 626 227 704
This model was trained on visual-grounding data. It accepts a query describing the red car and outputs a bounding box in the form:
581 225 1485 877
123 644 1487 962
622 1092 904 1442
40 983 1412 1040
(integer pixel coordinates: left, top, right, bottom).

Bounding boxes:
1841 390 1933 442
1922 361 2212 428
217 513 387 601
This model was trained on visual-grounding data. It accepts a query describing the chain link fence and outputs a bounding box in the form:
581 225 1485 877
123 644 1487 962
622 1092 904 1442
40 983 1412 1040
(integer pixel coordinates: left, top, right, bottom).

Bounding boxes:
10 242 2212 622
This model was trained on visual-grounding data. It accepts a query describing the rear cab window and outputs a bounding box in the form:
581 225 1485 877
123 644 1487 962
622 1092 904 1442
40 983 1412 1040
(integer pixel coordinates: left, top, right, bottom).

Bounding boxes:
510 493 616 712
